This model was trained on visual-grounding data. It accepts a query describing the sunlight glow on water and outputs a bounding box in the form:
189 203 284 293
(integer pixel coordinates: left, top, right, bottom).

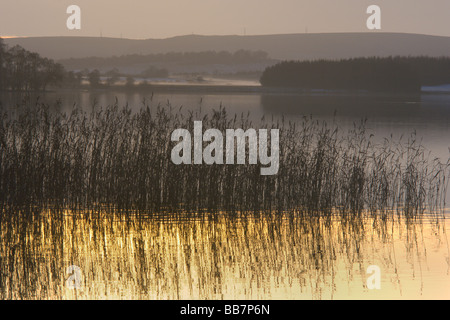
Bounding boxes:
1 90 449 300
1 210 449 300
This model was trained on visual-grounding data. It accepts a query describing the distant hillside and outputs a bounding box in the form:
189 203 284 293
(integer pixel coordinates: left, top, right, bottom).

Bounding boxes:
5 33 450 61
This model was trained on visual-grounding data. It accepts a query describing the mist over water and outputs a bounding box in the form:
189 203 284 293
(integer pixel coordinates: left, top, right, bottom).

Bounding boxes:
2 0 450 303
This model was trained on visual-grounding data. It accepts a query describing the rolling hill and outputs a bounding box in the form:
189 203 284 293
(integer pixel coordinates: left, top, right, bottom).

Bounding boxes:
5 33 450 61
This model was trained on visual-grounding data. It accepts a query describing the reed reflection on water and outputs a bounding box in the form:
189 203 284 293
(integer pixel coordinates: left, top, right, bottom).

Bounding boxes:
1 209 449 300
1 99 449 300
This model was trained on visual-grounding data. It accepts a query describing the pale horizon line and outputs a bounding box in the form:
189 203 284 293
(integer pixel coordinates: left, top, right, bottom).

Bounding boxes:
2 31 450 41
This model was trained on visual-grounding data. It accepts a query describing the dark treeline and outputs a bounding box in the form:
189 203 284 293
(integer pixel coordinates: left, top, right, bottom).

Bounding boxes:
0 101 447 215
260 56 450 92
0 38 65 92
0 38 166 91
59 50 271 70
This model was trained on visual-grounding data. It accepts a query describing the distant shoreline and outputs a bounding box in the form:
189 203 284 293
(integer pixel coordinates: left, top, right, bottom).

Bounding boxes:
2 84 450 96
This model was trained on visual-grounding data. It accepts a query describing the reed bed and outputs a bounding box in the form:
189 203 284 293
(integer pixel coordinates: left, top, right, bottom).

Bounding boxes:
0 99 448 216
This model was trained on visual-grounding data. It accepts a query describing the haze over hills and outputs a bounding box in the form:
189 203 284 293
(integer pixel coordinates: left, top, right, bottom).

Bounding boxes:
5 33 450 61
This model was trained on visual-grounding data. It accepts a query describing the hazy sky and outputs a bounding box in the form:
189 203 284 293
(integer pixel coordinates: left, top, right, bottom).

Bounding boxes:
1 0 450 39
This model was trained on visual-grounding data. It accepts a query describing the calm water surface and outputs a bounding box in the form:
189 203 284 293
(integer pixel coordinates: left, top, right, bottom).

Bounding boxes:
0 210 449 300
1 90 449 299
2 90 449 160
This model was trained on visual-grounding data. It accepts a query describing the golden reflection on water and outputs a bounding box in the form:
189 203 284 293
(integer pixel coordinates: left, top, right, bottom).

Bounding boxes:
1 209 449 300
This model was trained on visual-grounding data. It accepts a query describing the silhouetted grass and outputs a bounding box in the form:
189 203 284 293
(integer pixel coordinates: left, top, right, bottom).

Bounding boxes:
0 99 448 216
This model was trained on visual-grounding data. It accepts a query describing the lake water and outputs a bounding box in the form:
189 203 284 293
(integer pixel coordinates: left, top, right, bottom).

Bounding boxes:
1 89 449 300
0 209 449 300
2 89 449 162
